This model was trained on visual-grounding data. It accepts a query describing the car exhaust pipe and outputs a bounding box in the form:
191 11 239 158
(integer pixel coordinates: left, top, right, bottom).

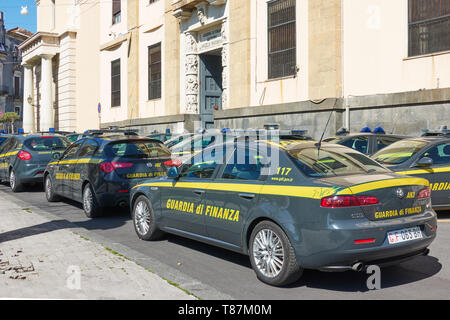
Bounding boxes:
352 262 365 272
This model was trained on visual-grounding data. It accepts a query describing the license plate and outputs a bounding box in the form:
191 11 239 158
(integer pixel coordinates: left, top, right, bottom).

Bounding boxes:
387 227 423 244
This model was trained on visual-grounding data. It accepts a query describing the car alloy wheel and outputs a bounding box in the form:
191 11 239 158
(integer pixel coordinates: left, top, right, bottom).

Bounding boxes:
134 200 151 236
45 176 52 199
252 229 285 278
9 170 16 190
83 186 93 214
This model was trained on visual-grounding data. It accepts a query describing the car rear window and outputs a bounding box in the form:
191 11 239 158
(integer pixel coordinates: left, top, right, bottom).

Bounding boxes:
105 140 171 158
288 147 389 177
24 136 70 152
372 140 428 164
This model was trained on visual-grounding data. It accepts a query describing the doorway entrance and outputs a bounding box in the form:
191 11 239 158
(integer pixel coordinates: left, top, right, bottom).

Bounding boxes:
199 50 222 129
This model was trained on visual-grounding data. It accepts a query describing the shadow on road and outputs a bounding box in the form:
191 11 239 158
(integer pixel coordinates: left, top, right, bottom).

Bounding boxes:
291 255 442 292
162 232 442 293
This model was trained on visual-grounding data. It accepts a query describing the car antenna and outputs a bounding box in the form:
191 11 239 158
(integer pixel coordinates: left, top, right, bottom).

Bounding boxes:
315 108 335 152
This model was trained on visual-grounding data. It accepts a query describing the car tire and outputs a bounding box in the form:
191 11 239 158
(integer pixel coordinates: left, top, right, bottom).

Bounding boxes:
132 195 164 241
249 221 303 286
82 183 102 218
9 169 22 193
44 175 60 202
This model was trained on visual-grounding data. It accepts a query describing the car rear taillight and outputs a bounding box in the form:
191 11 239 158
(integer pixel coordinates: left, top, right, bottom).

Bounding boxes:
164 159 183 167
99 162 133 173
17 150 32 161
354 238 375 244
321 195 379 208
417 187 431 199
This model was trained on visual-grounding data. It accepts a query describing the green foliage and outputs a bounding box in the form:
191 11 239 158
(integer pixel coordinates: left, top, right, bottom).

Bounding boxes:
0 112 20 123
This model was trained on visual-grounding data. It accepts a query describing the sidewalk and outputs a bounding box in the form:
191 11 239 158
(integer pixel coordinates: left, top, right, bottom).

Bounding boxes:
0 194 196 300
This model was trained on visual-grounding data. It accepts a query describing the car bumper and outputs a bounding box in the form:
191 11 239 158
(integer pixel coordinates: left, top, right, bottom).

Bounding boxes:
289 210 437 270
95 178 148 208
15 163 46 184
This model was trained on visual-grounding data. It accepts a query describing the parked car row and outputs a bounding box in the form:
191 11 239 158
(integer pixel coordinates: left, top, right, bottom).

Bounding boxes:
0 126 442 286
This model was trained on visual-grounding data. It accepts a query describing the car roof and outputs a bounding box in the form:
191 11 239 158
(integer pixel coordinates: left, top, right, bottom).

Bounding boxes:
13 133 69 141
88 135 163 144
394 136 450 144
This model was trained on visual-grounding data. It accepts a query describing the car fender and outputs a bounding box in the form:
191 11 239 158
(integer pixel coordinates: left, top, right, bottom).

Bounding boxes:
243 194 304 255
130 184 162 221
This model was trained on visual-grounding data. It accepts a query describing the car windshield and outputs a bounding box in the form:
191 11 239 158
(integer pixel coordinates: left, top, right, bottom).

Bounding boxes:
288 147 389 177
24 136 70 151
67 134 81 143
171 134 229 153
372 140 428 164
105 140 171 158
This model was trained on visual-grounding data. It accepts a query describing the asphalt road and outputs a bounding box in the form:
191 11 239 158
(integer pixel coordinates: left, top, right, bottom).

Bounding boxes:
1 182 450 300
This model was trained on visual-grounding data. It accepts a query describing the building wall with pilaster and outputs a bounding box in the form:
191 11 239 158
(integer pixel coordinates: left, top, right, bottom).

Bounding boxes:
138 0 165 120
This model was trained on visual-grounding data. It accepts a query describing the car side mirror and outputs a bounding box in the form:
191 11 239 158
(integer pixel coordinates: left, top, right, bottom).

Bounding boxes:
167 166 180 179
415 157 433 168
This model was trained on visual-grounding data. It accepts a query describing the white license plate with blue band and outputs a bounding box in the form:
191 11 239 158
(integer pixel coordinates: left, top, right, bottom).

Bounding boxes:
387 227 423 244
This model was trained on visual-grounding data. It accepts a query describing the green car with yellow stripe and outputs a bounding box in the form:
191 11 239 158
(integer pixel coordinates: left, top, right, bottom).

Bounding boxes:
0 133 70 192
44 135 172 218
130 140 437 286
372 136 450 210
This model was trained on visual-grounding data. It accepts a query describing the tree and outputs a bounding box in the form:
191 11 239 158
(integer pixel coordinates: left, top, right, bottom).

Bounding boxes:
0 112 20 133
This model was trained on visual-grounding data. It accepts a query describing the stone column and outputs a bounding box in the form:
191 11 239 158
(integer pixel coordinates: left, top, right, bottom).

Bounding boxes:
22 64 35 133
40 55 54 132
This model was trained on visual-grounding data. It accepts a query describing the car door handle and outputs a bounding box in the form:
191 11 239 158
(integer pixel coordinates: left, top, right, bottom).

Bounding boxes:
193 189 205 195
239 193 255 200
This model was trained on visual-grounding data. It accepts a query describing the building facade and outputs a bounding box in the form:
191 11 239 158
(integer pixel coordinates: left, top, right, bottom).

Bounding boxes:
0 12 32 132
22 0 450 138
19 0 100 133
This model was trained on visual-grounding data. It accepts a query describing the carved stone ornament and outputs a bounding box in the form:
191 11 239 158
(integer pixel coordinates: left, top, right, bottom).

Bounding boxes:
221 20 227 42
185 74 199 94
185 32 197 53
195 2 208 25
186 95 198 113
197 8 207 25
221 45 228 67
185 55 198 75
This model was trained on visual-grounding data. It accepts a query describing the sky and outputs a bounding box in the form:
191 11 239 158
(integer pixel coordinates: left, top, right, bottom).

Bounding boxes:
0 0 37 33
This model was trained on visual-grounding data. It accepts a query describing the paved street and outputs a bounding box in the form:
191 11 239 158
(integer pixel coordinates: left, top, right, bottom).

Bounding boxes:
0 182 449 300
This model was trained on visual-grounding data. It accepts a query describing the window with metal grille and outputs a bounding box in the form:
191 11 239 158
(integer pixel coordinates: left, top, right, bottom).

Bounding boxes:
148 43 162 100
408 0 450 56
268 0 296 79
112 0 121 24
111 59 121 107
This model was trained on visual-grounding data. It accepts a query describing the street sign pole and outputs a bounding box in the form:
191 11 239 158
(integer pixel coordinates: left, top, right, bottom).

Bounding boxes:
98 103 101 129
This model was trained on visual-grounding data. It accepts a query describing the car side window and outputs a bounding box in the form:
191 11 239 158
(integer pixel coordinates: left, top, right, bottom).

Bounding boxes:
60 141 83 160
78 140 99 158
420 143 450 166
376 137 401 152
0 138 14 154
221 148 264 181
341 137 369 154
179 148 221 179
